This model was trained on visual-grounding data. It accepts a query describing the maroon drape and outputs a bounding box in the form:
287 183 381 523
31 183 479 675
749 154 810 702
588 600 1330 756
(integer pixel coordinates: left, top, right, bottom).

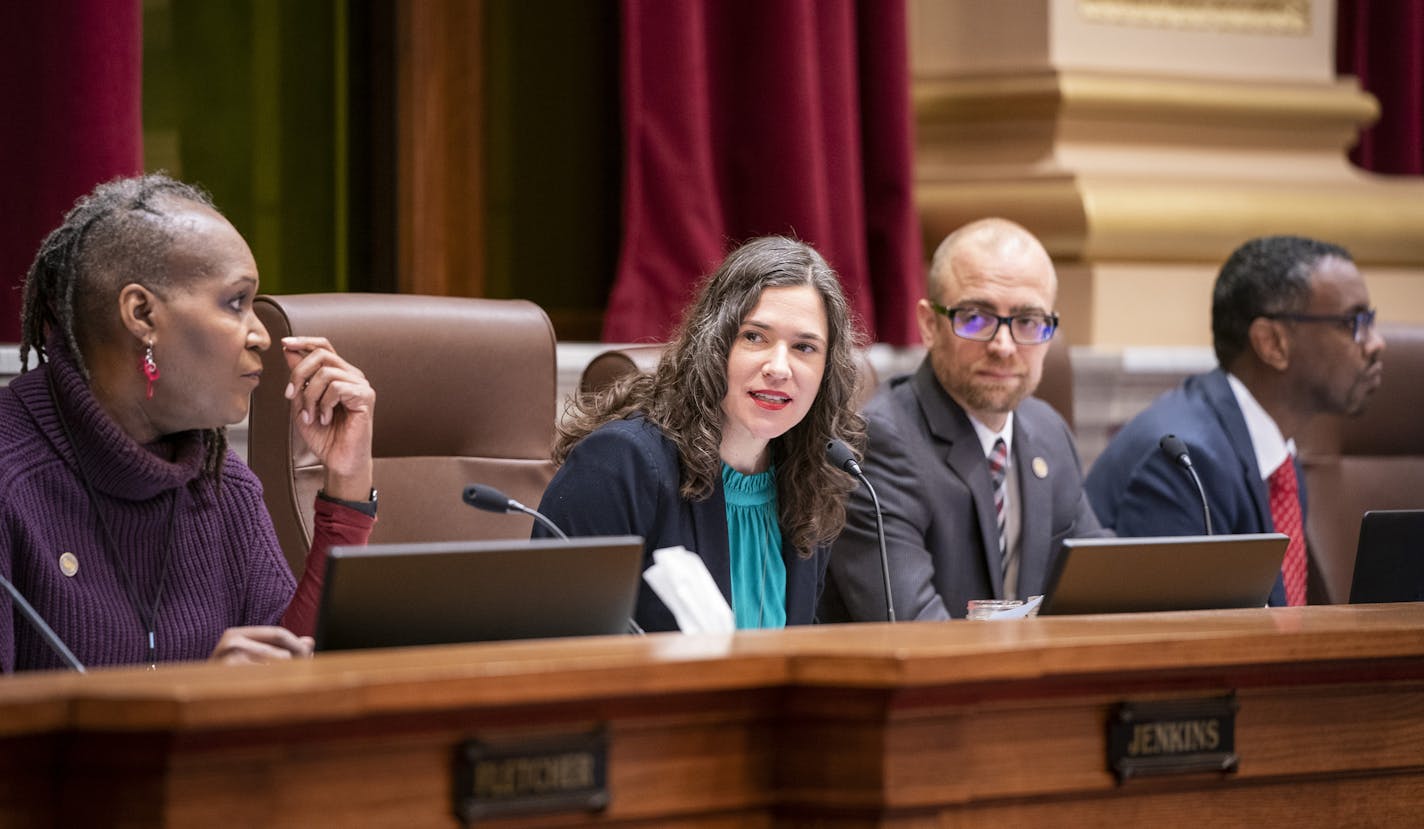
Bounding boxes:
1337 0 1424 175
0 2 143 343
607 0 922 345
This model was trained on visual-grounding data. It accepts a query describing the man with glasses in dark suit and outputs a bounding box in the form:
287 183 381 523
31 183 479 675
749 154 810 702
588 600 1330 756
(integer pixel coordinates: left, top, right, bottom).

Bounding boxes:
1085 235 1386 607
820 218 1107 622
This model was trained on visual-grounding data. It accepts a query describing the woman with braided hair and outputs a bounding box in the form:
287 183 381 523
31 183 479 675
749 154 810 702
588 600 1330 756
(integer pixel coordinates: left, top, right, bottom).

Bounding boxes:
1 173 376 672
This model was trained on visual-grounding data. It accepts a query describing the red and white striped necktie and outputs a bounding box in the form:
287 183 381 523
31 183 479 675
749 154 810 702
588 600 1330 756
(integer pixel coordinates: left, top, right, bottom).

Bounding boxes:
988 438 1009 576
1268 458 1307 606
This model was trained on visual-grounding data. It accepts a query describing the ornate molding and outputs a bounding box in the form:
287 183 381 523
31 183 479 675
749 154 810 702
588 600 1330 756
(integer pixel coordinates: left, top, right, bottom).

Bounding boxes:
914 74 1416 265
1077 0 1311 35
915 71 1377 134
917 176 1424 266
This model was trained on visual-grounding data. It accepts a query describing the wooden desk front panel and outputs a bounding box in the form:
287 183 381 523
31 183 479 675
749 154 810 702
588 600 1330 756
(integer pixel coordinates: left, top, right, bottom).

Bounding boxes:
777 674 1424 826
21 691 784 827
3 606 1424 827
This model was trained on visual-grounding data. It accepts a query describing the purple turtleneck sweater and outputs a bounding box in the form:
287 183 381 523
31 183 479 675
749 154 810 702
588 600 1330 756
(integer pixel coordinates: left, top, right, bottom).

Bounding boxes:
1 345 300 672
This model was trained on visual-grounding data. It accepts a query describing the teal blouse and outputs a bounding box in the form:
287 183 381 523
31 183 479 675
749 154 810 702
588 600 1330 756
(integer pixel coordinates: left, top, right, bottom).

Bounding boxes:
722 463 787 630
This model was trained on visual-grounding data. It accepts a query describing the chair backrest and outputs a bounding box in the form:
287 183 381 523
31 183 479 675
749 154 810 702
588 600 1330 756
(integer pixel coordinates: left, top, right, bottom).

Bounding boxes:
579 344 665 398
1038 335 1074 428
577 343 882 409
1298 323 1424 603
250 294 558 575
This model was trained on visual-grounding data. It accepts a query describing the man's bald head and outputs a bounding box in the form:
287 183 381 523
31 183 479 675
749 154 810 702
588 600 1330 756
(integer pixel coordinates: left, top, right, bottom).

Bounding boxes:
917 218 1059 431
927 218 1057 306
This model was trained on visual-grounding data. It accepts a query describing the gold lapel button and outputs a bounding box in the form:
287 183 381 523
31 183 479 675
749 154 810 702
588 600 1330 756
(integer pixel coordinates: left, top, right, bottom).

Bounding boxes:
1032 457 1049 479
59 552 79 577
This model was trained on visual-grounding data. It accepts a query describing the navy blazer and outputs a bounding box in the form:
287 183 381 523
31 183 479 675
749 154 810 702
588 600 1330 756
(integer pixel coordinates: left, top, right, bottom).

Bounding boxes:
1084 369 1299 606
534 415 828 632
821 359 1106 622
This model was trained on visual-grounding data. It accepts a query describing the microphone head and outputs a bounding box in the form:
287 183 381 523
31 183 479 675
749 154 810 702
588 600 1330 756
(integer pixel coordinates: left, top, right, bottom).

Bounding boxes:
463 483 515 514
1158 434 1192 468
825 438 862 475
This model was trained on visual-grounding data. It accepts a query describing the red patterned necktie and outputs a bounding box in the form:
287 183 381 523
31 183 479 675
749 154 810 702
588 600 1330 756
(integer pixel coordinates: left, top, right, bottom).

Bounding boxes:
1268 458 1307 606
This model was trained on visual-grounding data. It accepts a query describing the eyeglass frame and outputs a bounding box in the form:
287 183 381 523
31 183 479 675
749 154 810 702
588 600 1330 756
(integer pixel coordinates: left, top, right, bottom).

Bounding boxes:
927 301 1060 345
1259 308 1377 344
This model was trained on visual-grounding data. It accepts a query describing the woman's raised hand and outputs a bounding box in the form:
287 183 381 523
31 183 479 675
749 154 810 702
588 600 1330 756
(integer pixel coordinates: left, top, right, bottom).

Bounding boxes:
282 336 376 501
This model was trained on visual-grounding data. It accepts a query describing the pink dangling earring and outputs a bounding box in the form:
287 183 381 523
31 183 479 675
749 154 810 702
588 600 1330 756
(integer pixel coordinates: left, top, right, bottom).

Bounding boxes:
141 342 160 400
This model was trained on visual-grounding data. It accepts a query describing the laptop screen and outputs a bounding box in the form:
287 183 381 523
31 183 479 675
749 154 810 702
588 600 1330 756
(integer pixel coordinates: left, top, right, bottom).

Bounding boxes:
1039 533 1287 615
1349 510 1424 604
315 535 645 651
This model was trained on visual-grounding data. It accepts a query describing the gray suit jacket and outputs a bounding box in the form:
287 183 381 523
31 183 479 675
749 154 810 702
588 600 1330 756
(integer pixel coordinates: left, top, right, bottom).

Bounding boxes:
820 359 1106 621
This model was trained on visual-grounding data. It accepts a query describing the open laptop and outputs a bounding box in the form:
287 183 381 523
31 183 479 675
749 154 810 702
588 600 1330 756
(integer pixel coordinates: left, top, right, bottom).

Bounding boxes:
1349 510 1424 604
1039 533 1288 615
314 535 645 651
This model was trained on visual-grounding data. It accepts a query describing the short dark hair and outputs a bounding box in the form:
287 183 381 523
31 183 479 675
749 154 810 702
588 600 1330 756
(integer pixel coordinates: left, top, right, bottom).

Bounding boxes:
1211 235 1353 368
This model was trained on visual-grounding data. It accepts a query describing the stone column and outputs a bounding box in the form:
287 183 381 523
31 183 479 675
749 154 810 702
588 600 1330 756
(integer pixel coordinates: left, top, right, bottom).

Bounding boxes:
912 0 1424 346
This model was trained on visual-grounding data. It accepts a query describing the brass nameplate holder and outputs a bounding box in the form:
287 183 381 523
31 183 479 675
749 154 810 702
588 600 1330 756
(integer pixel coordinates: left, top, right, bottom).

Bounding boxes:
452 731 608 824
1108 694 1239 782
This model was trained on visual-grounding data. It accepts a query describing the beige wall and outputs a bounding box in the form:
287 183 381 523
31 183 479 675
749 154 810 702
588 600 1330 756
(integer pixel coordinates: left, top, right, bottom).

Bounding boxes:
911 0 1424 347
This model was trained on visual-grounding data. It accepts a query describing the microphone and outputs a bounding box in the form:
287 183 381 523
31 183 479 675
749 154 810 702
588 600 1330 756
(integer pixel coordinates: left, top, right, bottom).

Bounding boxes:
0 573 86 673
462 483 644 636
827 438 864 476
827 439 895 623
463 483 570 541
1159 434 1213 535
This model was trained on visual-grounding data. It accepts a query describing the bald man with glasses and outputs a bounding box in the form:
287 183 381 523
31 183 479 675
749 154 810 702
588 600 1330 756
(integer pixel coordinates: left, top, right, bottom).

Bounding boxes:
820 218 1107 622
1086 235 1385 607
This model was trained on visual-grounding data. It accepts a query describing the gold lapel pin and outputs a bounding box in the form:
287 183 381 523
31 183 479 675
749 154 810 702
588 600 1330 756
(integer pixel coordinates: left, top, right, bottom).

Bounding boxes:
1032 457 1049 479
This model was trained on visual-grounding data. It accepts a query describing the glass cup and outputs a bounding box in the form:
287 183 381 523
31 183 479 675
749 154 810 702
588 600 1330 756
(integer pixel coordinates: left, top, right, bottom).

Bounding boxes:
966 599 1024 620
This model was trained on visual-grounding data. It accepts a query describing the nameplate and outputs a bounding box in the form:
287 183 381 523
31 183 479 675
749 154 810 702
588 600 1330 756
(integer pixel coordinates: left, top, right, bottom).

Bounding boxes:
1107 694 1238 782
452 731 608 823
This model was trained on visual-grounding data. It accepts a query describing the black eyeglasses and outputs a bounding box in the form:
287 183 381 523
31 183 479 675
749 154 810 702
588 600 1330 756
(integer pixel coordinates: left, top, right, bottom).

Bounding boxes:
928 301 1059 345
1260 308 1377 343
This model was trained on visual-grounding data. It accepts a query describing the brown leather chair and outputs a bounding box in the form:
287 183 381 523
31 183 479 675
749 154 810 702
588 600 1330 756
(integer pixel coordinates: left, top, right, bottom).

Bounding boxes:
578 343 882 409
1038 334 1074 429
1298 323 1424 603
249 294 558 575
579 344 665 397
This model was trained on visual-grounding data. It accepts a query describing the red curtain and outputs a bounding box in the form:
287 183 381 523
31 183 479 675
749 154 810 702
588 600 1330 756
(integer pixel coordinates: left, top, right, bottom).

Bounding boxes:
0 2 143 343
607 0 922 345
1337 0 1424 175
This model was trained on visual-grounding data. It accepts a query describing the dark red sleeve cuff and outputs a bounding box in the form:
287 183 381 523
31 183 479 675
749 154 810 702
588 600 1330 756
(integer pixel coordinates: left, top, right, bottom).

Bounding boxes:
281 498 376 637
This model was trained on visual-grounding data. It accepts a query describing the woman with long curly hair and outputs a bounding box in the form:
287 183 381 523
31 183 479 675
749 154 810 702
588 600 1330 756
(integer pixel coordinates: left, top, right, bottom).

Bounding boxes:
536 236 866 631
